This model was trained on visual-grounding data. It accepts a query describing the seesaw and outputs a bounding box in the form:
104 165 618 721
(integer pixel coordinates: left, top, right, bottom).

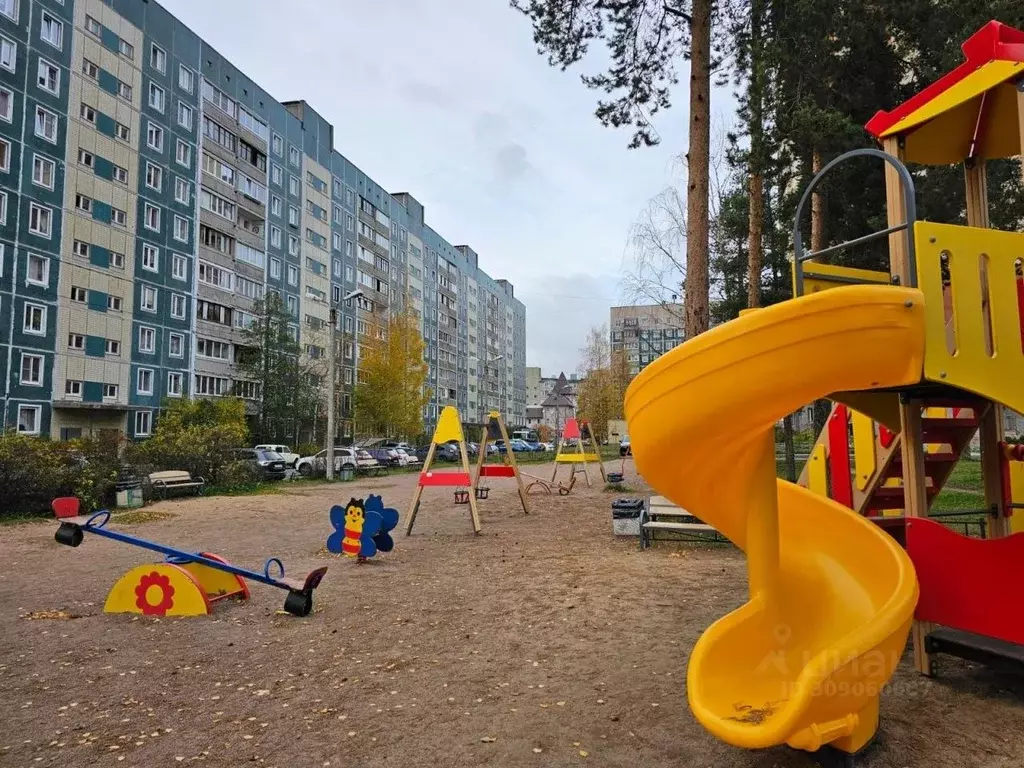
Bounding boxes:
52 498 327 617
519 470 576 496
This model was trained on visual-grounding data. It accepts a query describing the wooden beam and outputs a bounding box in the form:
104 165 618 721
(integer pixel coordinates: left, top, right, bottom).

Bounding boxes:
460 439 482 534
979 403 1009 539
900 399 934 676
405 442 436 536
881 137 910 286
494 412 530 515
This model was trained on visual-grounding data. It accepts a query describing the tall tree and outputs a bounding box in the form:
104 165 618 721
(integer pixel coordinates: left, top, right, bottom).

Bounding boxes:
238 293 322 443
510 0 722 339
576 325 630 444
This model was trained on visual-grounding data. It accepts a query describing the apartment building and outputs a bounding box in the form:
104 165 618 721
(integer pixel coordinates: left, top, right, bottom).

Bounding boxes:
0 0 526 441
609 303 684 376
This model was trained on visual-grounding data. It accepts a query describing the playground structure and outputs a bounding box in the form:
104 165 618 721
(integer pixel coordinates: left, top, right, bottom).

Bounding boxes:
405 405 481 535
551 418 606 488
625 19 1024 764
326 495 400 562
472 411 530 515
51 497 327 617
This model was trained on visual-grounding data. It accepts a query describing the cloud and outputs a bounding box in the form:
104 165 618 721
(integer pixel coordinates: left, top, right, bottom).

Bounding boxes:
398 81 457 110
493 142 532 182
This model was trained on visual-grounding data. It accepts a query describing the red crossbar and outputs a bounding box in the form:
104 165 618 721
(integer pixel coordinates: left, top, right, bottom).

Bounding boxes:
480 465 516 478
419 471 471 487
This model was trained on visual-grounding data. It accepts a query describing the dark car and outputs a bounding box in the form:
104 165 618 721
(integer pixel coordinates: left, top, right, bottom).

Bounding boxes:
233 448 287 481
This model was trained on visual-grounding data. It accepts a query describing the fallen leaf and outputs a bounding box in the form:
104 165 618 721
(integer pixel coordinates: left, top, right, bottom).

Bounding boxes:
533 748 543 754
579 750 589 758
480 737 497 743
556 701 566 707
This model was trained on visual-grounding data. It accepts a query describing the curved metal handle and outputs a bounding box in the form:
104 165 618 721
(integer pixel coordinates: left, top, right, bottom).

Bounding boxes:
792 147 918 296
85 509 111 529
263 557 285 580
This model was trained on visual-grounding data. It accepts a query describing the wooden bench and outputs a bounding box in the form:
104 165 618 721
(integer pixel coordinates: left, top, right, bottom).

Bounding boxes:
149 470 205 500
355 461 389 477
640 495 724 548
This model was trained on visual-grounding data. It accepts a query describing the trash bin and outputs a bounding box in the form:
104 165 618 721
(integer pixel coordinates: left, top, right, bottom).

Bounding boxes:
612 498 644 537
339 465 355 482
116 482 143 508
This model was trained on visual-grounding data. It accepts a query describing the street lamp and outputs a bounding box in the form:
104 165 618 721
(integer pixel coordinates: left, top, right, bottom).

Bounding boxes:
327 288 364 480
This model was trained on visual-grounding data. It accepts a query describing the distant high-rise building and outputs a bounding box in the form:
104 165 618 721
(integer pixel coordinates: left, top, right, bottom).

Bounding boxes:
609 304 684 376
0 0 526 440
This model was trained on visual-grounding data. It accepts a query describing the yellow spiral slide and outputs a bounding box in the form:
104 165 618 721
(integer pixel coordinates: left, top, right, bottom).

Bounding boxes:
624 286 923 756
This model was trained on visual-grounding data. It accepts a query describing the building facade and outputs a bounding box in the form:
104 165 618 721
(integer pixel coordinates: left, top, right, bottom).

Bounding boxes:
0 0 526 441
609 303 684 376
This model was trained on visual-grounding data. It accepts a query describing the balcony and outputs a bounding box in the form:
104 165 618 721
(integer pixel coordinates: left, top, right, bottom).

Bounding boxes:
358 208 391 239
357 232 389 260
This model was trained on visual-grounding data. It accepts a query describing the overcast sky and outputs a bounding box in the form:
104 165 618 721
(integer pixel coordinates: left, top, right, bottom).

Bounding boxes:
163 0 736 376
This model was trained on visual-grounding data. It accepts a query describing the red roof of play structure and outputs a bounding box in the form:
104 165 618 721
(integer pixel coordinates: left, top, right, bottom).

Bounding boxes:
865 20 1024 138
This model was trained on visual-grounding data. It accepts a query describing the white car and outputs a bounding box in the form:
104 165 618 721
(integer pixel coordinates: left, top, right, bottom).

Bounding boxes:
395 448 420 467
295 448 357 476
255 444 300 467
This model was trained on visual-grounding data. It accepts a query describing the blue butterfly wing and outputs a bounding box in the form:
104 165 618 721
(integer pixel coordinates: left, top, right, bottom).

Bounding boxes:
379 507 400 533
326 505 346 553
359 511 383 557
374 532 395 552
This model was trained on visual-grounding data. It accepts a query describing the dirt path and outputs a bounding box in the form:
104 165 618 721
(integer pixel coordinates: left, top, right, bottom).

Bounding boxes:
1 461 1022 767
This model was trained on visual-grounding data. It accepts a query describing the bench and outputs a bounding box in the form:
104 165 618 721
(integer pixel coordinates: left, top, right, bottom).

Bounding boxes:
149 470 205 500
640 495 724 548
355 461 389 477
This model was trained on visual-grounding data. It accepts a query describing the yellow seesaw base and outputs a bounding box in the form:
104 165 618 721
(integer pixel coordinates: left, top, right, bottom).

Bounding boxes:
104 556 250 617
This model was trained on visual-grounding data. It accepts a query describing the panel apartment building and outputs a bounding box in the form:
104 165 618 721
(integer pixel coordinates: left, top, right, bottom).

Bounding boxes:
609 303 684 376
0 0 526 441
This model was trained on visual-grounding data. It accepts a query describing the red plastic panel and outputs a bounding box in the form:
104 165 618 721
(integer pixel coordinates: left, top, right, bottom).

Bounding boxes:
562 419 581 440
879 426 895 448
51 496 81 519
480 465 516 478
906 517 1024 645
419 472 471 487
828 405 853 508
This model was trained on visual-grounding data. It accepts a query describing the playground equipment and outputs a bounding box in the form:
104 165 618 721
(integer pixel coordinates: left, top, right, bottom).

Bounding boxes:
51 497 327 617
552 418 606 488
625 19 1024 763
326 495 399 562
472 411 530 515
405 405 481 535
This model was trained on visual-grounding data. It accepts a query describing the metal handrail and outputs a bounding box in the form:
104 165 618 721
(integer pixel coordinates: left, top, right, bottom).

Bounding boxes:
792 148 918 296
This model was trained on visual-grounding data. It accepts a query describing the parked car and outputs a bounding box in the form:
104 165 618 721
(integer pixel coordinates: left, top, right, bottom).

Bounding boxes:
233 448 287 481
395 448 420 467
620 435 631 457
522 440 544 452
436 443 461 462
254 444 300 467
295 448 357 476
383 441 414 453
364 447 401 466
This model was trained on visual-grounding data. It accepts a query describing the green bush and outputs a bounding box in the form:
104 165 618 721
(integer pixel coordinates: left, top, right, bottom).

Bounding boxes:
295 442 320 458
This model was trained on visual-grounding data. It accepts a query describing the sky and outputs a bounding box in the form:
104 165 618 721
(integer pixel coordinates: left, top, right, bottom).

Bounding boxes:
163 0 736 376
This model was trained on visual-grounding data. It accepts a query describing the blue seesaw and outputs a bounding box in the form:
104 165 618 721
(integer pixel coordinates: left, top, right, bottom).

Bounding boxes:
52 497 327 617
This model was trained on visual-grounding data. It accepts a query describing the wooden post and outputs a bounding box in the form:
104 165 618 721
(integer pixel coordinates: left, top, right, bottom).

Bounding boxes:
405 442 436 536
495 413 531 515
881 137 911 286
459 440 482 534
900 400 934 676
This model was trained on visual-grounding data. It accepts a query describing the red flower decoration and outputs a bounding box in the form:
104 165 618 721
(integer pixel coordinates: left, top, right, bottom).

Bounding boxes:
134 571 176 616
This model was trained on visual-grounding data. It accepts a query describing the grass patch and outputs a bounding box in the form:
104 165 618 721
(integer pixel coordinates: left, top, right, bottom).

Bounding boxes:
945 459 982 492
113 508 175 524
932 488 988 513
604 483 635 493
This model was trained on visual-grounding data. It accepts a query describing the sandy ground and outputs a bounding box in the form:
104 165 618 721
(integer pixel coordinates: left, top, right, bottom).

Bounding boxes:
1 460 1023 768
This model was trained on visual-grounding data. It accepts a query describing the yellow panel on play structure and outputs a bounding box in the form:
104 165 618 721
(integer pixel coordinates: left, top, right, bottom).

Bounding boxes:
431 405 465 445
555 453 601 463
104 563 212 616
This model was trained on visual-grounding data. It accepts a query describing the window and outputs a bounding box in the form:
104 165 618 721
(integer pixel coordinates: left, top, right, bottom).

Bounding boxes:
172 61 193 94
137 368 154 395
70 285 86 302
72 240 89 258
0 86 11 121
151 43 166 73
103 383 118 399
65 380 82 397
196 338 230 360
29 203 52 237
26 253 48 286
346 214 354 232
79 103 95 123
112 164 128 185
202 79 236 117
194 375 230 396
171 293 186 319
20 353 43 385
35 106 57 143
287 264 298 286
142 244 159 271
139 326 155 352
148 82 165 112
288 175 299 196
237 139 266 172
23 302 45 334
202 153 235 185
107 295 122 311
68 333 84 350
85 15 100 36
198 261 233 291
202 115 235 151
111 207 127 227
136 410 153 436
271 164 282 186
77 148 93 169
174 177 191 205
169 333 184 358
37 59 59 94
0 137 8 171
288 206 299 227
270 195 282 216
235 275 264 300
237 172 266 203
177 101 193 130
236 243 265 269
200 224 233 255
105 339 120 355
119 40 133 59
172 253 187 281
110 251 124 269
146 162 162 191
238 106 268 141
115 122 129 141
271 134 283 156
288 146 300 167
17 406 41 435
82 59 98 79
140 287 157 314
144 203 161 232
0 34 14 72
200 189 235 221
167 372 182 397
270 258 281 279
175 140 190 167
117 81 132 101
288 236 299 257
173 216 189 242
147 122 163 151
270 226 281 248
40 12 63 48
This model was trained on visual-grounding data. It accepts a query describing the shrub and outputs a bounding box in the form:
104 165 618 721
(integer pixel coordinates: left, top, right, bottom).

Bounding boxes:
295 442 320 459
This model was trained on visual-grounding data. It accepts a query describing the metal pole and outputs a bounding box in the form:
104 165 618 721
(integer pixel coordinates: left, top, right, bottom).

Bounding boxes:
326 306 337 480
